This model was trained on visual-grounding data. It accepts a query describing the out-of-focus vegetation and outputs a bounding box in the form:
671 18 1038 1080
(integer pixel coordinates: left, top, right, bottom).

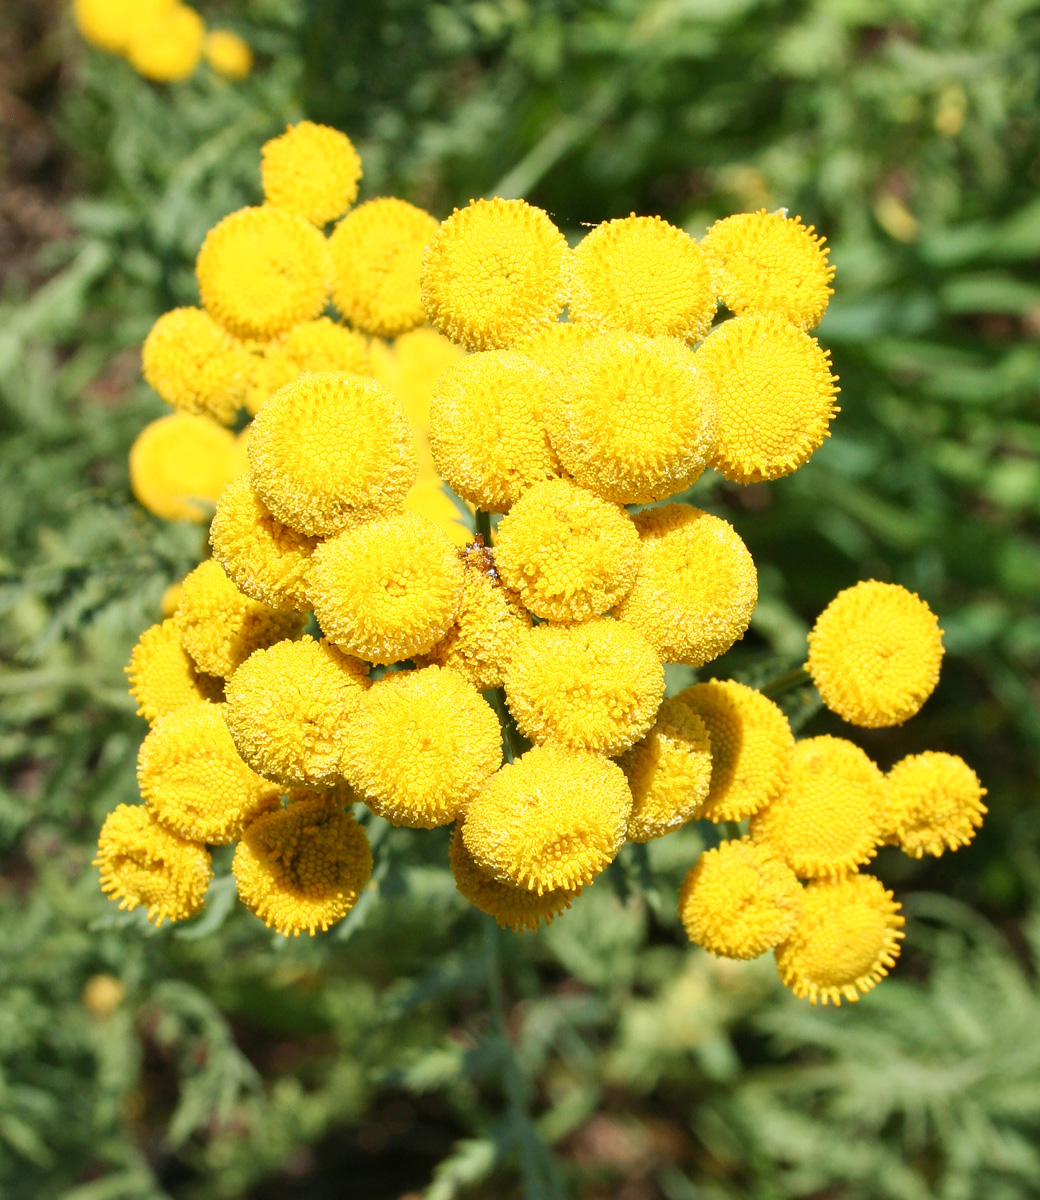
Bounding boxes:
2 1 1039 1197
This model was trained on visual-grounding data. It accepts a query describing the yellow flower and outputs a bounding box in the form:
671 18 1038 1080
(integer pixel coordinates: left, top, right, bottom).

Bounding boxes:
775 873 904 1005
196 205 331 340
885 752 986 859
73 0 176 53
493 478 640 622
428 351 560 512
421 197 569 350
138 702 281 843
701 210 834 330
95 804 211 925
126 4 205 83
309 511 465 664
450 823 581 932
203 29 253 80
695 313 839 484
126 618 222 724
329 198 440 337
677 680 794 822
248 371 417 536
233 797 372 936
141 307 249 424
612 504 757 666
223 637 371 788
129 413 247 523
462 744 632 893
160 582 182 617
518 321 599 371
261 121 362 226
619 696 712 843
259 317 373 404
807 580 945 728
343 666 502 828
369 326 465 439
545 332 717 505
175 559 304 678
403 480 472 547
417 540 532 691
678 837 802 959
504 618 664 756
209 475 317 611
750 735 886 879
570 214 716 341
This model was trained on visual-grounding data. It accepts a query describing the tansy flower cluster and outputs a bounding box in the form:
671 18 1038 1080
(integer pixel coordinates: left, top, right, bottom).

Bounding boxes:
100 128 985 1007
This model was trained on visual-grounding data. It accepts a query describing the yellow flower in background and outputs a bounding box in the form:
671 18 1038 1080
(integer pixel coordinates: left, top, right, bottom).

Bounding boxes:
701 209 834 330
126 4 205 83
463 745 632 893
422 197 569 350
233 797 372 936
73 0 176 55
775 873 904 1006
807 580 944 728
126 618 222 724
369 326 465 438
403 480 472 547
203 29 253 80
569 214 716 341
261 121 362 226
885 752 987 859
129 413 247 523
141 307 248 424
95 804 212 925
260 317 373 402
679 837 802 960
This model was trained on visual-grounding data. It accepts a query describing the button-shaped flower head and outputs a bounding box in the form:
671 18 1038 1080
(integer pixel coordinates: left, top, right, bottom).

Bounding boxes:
142 307 249 424
203 30 253 80
261 121 362 226
126 619 222 725
130 414 248 523
885 751 986 859
126 4 205 82
259 317 373 404
73 0 176 53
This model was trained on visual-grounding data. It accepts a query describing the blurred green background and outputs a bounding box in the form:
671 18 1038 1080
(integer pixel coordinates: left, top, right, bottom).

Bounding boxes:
2 1 1040 1197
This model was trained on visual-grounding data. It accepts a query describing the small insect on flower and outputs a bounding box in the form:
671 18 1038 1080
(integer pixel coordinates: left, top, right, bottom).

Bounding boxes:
126 618 222 724
142 307 250 424
129 414 248 523
885 751 987 859
261 121 362 226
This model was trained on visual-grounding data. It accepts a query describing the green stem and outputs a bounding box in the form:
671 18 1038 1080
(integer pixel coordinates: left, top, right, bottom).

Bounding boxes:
475 509 493 544
489 687 522 763
759 665 811 699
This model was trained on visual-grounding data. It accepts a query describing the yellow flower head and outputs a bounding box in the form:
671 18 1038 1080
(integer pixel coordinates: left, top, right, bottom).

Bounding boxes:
678 680 794 822
678 837 802 960
462 744 632 893
141 307 248 424
613 504 757 666
429 351 560 512
261 121 362 226
701 210 834 330
126 618 222 724
343 666 502 828
807 580 944 728
329 198 440 337
196 205 331 340
750 735 886 879
309 511 465 664
504 618 665 756
125 4 205 83
203 29 253 80
73 0 175 53
138 702 281 843
249 371 418 537
570 214 716 341
175 559 304 678
695 313 839 484
160 583 182 618
260 317 372 402
233 797 372 936
450 823 581 932
619 696 713 843
546 332 717 505
518 321 599 371
422 197 569 350
775 873 904 1005
885 752 986 859
224 637 371 788
404 481 473 547
417 541 532 690
129 413 247 523
369 327 465 438
96 804 211 926
494 479 640 622
209 475 317 612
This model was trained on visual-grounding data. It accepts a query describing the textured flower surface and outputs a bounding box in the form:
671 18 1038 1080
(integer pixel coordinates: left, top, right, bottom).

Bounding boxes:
678 680 794 822
73 0 175 53
96 804 212 925
260 318 373 402
569 214 716 341
422 197 569 350
613 504 757 665
807 580 944 727
679 837 802 959
125 4 205 82
126 619 222 724
494 479 640 622
775 873 904 1005
463 745 632 893
695 313 839 484
886 752 987 858
505 618 664 755
233 798 372 936
261 121 361 226
142 307 248 423
129 414 247 523
343 666 501 828
203 29 252 79
518 321 599 370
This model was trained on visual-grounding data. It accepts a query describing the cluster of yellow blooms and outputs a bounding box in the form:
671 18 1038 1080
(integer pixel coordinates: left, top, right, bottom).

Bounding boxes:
73 0 252 83
98 121 987 1007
